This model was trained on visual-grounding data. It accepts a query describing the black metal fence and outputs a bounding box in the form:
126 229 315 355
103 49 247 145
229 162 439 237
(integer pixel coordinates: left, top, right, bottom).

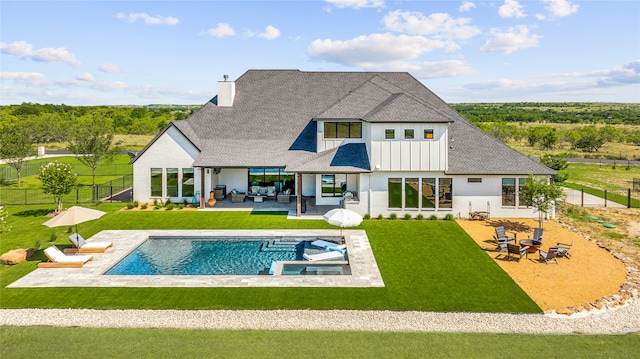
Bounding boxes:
563 183 639 208
0 162 131 182
0 174 133 206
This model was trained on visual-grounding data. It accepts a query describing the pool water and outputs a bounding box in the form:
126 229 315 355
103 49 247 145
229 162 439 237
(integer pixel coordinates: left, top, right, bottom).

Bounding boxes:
105 236 340 276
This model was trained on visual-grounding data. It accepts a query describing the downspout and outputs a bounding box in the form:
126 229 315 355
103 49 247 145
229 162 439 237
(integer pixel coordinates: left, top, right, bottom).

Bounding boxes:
200 167 205 209
296 173 302 217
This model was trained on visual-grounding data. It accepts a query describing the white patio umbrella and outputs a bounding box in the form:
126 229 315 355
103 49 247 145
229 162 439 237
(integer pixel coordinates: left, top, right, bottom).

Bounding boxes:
43 206 107 234
323 208 363 244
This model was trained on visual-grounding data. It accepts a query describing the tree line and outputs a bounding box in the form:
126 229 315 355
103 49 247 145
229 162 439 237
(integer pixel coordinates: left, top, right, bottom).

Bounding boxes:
451 102 640 125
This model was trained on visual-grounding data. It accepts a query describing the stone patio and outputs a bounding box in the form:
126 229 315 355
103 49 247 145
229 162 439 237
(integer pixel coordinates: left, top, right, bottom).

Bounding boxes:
7 229 384 288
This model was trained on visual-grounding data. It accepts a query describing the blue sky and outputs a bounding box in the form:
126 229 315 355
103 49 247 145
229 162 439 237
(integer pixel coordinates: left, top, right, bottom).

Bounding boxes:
1 0 638 105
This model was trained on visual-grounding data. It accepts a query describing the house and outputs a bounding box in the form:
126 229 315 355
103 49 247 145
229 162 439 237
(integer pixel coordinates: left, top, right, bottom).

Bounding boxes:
131 70 555 218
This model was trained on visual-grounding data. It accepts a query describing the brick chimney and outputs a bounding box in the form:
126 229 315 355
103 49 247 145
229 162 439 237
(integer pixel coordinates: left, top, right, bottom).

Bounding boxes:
217 74 235 106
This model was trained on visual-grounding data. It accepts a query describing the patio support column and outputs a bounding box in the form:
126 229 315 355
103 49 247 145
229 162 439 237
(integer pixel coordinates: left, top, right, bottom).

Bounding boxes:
296 173 302 217
200 167 205 209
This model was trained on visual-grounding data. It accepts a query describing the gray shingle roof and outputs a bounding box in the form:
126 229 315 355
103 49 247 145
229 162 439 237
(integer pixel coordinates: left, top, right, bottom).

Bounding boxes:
138 69 554 176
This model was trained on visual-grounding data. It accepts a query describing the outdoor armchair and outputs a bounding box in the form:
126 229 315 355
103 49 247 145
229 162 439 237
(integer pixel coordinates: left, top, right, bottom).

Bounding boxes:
494 226 516 242
556 240 573 258
506 243 528 262
538 247 559 265
527 228 544 245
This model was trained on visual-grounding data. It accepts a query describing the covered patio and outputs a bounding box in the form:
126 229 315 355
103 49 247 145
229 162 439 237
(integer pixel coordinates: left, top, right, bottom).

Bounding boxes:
198 195 341 219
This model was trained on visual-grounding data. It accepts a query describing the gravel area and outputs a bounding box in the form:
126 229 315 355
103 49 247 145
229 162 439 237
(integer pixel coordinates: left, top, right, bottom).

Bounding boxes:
2 300 639 334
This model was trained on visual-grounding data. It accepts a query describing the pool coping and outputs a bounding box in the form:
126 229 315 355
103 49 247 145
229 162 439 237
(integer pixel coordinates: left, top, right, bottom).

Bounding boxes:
7 229 384 288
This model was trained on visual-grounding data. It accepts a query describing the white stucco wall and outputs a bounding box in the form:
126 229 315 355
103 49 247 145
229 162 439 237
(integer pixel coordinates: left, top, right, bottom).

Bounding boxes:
133 126 199 203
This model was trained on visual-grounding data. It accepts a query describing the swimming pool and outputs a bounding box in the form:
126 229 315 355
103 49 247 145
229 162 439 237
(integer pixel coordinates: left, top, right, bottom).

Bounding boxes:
105 236 346 276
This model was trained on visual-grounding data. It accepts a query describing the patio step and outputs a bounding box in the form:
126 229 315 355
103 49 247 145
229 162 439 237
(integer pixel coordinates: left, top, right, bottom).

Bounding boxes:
260 240 304 252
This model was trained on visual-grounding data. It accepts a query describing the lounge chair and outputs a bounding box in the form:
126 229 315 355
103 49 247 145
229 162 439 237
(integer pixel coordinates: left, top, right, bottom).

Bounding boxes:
311 240 347 254
68 233 113 253
494 226 516 242
492 236 509 253
506 243 528 262
38 246 94 268
303 251 345 261
538 247 559 265
556 240 573 258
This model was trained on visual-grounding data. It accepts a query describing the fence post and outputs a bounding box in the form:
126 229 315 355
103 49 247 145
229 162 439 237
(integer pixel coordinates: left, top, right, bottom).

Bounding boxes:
110 186 113 203
604 190 607 207
581 188 584 207
629 188 632 208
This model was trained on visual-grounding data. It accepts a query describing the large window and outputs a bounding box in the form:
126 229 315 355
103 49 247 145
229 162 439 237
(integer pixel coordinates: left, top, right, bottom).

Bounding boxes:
502 178 516 206
324 122 362 139
249 168 294 192
388 178 402 208
389 177 452 210
422 178 436 208
150 168 162 197
181 168 194 197
518 178 527 207
166 168 178 197
439 178 452 209
321 174 347 197
405 178 419 208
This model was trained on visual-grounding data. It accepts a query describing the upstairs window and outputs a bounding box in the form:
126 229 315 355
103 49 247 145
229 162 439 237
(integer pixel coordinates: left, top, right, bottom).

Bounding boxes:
324 122 362 139
424 129 434 139
404 129 414 139
385 129 395 139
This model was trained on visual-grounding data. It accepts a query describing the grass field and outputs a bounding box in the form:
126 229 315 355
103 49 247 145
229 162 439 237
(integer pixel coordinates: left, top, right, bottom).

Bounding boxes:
2 327 639 359
0 205 538 313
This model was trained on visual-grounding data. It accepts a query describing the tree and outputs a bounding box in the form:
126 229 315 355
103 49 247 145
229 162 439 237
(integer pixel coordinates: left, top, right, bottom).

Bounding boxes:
67 118 122 200
519 174 564 229
0 126 34 187
0 207 11 234
38 161 77 213
539 155 569 183
574 125 606 152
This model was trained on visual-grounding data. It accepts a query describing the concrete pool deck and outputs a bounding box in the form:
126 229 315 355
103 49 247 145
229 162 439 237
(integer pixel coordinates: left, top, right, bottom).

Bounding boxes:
7 229 384 288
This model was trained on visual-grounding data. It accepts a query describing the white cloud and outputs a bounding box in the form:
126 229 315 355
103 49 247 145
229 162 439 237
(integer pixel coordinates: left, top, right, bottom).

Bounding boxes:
383 10 481 41
541 0 579 17
480 25 540 53
76 72 94 82
308 33 447 66
325 0 385 9
0 71 48 86
255 25 281 40
542 60 640 86
498 0 526 18
366 60 476 78
98 62 124 73
207 23 235 38
116 12 179 26
459 1 476 12
0 41 82 67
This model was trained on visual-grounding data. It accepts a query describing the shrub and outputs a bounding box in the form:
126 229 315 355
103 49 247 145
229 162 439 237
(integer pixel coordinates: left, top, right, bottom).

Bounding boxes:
178 204 184 210
153 199 158 207
133 201 139 207
363 213 371 220
141 204 148 210
377 214 384 220
126 203 135 210
444 213 455 221
389 213 397 220
416 214 424 220
166 203 176 211
404 213 412 220
429 214 438 220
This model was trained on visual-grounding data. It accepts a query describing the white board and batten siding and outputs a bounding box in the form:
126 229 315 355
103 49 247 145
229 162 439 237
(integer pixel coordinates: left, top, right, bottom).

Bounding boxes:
133 126 199 203
370 123 448 172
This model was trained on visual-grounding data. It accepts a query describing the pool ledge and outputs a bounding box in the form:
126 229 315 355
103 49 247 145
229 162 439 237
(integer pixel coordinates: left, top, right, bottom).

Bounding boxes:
8 229 384 288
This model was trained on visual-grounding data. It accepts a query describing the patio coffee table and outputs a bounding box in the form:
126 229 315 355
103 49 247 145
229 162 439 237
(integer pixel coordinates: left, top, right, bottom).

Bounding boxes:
250 195 265 203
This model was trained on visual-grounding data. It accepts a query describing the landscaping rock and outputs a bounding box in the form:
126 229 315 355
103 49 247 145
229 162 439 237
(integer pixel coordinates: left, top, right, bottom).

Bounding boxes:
0 249 29 265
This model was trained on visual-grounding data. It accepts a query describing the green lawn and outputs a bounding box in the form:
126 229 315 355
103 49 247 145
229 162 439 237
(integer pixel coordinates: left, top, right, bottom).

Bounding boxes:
2 327 639 359
0 204 538 313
